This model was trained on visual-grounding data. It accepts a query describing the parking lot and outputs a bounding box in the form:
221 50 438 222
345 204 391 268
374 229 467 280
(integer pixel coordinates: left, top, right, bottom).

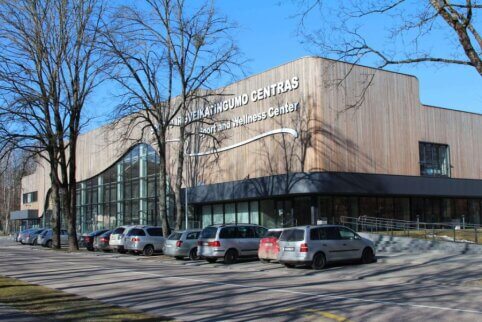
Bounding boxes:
1 237 482 321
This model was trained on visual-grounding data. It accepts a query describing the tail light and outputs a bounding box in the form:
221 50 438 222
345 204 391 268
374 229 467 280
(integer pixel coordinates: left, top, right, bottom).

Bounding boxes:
275 241 280 251
131 237 140 242
208 241 221 247
100 237 108 242
176 240 183 247
300 243 309 252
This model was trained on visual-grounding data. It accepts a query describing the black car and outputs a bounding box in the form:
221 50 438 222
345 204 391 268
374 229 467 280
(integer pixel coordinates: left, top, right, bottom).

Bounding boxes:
93 230 113 252
81 229 109 251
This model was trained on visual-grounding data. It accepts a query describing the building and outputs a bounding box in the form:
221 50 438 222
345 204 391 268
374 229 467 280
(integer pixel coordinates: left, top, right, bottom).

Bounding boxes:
17 57 482 232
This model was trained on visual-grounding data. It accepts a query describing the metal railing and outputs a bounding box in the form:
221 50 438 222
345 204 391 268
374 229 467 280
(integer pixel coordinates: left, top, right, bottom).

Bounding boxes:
340 216 480 244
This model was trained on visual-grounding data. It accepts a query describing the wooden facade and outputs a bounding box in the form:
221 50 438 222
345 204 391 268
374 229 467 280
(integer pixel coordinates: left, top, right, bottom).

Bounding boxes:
21 57 482 217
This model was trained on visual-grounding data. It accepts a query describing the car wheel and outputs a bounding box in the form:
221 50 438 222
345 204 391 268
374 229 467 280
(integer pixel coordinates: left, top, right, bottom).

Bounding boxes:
284 263 295 268
361 247 374 264
46 240 53 248
175 256 184 260
143 245 154 256
224 249 238 265
189 248 199 261
260 258 270 264
118 249 127 254
311 252 326 270
206 257 217 264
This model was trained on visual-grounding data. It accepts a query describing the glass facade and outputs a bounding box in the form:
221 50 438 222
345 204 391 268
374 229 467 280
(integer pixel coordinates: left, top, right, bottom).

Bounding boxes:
76 144 172 233
194 195 482 229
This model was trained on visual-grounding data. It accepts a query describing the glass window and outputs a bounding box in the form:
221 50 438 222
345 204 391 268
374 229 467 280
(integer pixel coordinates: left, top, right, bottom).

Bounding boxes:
201 227 218 239
213 204 223 224
255 226 267 238
186 232 200 239
279 229 305 241
225 203 236 224
324 227 341 240
219 226 237 239
127 228 146 236
237 226 255 238
250 201 259 224
147 228 163 236
260 200 276 228
339 227 356 239
237 202 249 224
264 230 282 238
168 232 183 240
419 142 450 177
310 228 327 240
202 205 212 228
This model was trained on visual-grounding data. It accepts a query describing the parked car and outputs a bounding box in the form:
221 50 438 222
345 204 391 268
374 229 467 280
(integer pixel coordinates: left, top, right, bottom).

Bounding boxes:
197 224 267 264
38 229 69 247
124 226 165 256
93 230 112 252
258 228 284 263
80 229 109 251
109 225 135 253
277 225 376 270
163 229 202 260
16 228 32 243
23 228 46 245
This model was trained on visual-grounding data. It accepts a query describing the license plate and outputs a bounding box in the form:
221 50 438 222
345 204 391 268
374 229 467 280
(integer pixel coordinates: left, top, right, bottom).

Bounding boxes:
203 242 209 246
264 242 273 246
166 244 172 248
284 247 295 251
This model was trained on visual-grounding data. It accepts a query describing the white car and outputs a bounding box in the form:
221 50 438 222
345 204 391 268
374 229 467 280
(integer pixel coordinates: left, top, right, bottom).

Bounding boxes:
109 225 135 253
278 225 376 269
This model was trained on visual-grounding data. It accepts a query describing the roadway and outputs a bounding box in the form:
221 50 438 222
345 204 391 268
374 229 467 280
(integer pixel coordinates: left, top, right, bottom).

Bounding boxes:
1 238 481 321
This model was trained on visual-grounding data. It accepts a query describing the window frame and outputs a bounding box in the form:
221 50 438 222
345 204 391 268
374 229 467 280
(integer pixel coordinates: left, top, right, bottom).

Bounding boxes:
419 142 451 177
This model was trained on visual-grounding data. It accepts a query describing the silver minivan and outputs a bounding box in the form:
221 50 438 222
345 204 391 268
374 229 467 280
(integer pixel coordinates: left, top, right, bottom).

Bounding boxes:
278 225 376 269
197 224 267 264
124 226 165 256
109 225 134 253
163 229 202 260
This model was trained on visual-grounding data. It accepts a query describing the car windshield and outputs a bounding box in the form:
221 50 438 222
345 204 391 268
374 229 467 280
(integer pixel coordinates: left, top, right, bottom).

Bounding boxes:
279 229 305 242
200 227 218 239
168 232 183 240
264 230 282 238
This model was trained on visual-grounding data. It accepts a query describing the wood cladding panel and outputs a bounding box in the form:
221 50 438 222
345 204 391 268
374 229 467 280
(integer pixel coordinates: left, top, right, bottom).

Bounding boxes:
22 57 482 216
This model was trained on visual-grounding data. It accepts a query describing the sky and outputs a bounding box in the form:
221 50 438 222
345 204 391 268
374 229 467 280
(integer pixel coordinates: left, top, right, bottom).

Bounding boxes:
89 0 482 128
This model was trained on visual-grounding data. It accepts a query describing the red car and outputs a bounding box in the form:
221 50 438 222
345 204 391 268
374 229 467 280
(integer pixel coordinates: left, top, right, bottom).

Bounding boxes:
258 229 284 263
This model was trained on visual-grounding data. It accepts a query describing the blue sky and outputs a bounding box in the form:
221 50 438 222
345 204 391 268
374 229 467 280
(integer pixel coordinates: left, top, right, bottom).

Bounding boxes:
89 0 481 128
215 1 482 113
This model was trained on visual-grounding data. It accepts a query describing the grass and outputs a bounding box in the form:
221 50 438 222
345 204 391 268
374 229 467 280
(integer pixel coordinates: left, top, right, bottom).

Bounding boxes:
0 275 171 321
370 229 482 244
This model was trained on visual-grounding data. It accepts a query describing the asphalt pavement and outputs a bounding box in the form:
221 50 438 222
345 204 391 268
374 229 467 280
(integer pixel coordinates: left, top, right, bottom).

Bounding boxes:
0 237 481 321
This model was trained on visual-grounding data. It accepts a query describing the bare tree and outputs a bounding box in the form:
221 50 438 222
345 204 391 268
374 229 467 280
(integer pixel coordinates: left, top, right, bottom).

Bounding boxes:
0 151 34 234
143 0 241 231
297 0 482 76
105 0 241 233
0 0 108 250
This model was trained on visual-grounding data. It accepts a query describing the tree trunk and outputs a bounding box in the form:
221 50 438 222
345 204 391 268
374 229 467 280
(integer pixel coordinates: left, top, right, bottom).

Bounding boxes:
158 138 170 237
67 132 79 251
174 103 186 231
50 179 61 249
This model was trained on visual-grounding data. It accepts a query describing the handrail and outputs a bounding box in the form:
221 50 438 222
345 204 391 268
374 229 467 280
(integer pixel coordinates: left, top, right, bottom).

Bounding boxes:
340 215 480 244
